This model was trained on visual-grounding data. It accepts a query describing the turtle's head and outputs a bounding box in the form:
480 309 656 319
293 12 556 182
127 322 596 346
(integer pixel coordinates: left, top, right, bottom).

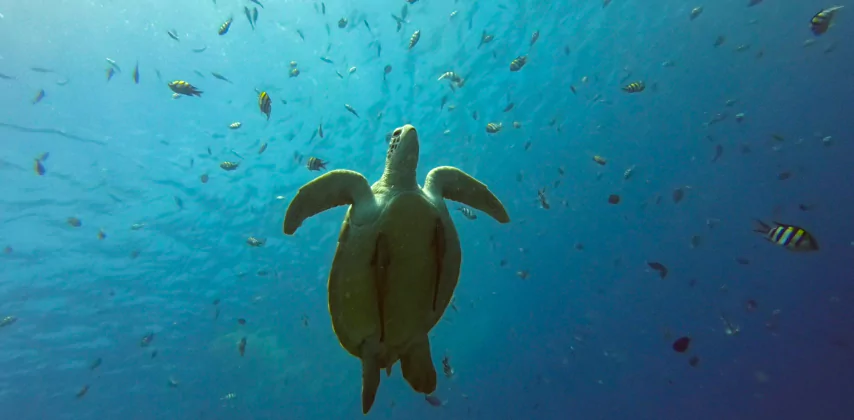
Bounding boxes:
382 124 419 187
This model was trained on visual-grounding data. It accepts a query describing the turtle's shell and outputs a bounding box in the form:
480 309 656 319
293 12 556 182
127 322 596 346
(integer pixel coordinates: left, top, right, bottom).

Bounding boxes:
327 182 461 364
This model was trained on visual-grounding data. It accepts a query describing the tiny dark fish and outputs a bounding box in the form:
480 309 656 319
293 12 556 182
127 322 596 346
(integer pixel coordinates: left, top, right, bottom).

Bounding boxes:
777 171 792 181
244 7 255 30
712 144 723 162
688 356 700 367
608 194 620 204
252 7 258 25
503 103 514 112
363 19 371 31
672 188 685 203
798 203 813 211
211 72 232 83
192 46 207 53
713 35 726 47
207 147 212 155
690 235 702 248
237 318 246 325
76 385 90 399
748 0 762 6
151 350 158 359
258 142 268 154
89 358 102 370
647 261 669 279
530 30 540 46
0 72 16 80
745 299 758 312
213 298 220 305
30 67 54 73
132 62 139 84
344 104 359 118
167 29 180 41
735 257 750 265
201 174 209 183
140 332 155 347
321 2 326 14
34 159 46 175
32 89 45 104
238 337 247 356
672 336 691 353
249 0 264 8
472 110 478 120
425 395 442 407
67 217 82 227
296 29 305 40
174 196 183 209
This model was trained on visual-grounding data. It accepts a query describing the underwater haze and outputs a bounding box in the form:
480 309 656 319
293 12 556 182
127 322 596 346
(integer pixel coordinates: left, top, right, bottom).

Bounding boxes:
2 0 854 419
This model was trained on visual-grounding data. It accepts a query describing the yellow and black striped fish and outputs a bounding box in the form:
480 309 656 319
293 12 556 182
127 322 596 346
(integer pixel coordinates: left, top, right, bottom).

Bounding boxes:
509 55 527 72
811 6 844 36
220 161 240 171
754 220 819 252
457 206 477 220
168 80 203 97
306 157 327 171
408 30 421 49
218 16 234 35
258 91 271 120
622 81 645 93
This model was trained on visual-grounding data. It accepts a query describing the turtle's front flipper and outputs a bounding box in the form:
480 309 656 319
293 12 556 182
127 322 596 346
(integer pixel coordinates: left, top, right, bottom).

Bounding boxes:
360 341 382 414
400 335 437 395
283 169 373 235
424 166 510 223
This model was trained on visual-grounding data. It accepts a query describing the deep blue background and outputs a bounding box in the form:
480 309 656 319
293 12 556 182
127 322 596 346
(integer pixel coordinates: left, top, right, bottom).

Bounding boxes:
1 0 852 419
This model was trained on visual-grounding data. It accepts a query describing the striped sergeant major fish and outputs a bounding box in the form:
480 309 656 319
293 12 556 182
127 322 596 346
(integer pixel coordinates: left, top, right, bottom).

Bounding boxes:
754 220 819 252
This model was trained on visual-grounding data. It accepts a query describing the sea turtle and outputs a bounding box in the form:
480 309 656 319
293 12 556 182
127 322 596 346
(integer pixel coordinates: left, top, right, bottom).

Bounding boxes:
283 124 510 414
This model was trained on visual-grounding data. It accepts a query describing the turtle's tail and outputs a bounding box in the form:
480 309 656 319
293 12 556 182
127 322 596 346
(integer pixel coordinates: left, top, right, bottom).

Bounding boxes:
400 335 437 395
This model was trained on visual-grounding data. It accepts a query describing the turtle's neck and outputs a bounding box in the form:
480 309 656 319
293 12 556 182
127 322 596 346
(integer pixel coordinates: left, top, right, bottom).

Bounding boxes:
379 159 418 190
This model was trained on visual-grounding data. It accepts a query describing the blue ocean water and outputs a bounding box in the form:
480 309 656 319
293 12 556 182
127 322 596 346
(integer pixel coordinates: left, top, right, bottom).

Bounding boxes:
2 0 853 418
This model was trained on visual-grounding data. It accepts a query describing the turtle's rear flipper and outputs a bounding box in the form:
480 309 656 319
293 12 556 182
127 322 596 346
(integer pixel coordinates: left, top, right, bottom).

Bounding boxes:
360 351 381 414
423 166 510 223
283 169 373 235
400 335 437 395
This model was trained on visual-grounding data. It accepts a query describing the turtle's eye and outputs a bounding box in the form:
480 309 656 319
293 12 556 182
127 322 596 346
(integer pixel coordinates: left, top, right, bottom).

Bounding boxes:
392 127 402 137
